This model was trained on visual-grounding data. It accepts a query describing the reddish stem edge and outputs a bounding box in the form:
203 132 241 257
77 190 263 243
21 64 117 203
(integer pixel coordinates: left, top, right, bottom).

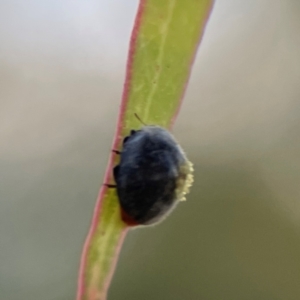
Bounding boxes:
170 0 215 128
76 1 147 299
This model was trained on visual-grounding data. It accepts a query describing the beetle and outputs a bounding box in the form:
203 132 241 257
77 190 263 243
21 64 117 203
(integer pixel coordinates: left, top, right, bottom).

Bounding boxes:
110 117 193 226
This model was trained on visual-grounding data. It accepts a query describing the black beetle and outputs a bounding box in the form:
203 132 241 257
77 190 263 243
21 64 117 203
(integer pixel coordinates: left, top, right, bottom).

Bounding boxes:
112 123 193 226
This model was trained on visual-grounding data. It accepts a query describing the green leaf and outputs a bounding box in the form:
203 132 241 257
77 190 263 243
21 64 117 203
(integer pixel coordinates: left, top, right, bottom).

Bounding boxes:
77 1 214 299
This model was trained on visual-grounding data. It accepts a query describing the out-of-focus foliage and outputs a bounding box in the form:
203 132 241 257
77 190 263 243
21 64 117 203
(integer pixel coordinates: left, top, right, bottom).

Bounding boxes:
0 1 300 300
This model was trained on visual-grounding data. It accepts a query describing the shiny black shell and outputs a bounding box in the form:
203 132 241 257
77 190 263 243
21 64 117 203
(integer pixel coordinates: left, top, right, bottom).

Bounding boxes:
113 126 191 225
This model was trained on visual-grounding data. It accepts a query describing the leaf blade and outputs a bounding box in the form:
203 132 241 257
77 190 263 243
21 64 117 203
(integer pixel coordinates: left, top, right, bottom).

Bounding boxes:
77 1 214 299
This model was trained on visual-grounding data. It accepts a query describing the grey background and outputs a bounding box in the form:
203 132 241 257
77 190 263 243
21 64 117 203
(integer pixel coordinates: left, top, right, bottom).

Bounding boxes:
0 0 300 299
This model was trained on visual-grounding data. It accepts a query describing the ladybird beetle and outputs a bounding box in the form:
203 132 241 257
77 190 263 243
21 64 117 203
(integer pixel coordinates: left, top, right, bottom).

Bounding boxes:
112 122 193 226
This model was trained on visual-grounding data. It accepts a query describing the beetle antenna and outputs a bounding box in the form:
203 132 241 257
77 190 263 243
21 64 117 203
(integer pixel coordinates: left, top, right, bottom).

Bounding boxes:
134 113 147 126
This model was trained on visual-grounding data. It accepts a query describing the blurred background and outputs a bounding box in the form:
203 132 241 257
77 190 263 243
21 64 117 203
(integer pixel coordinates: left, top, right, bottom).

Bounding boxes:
0 0 300 299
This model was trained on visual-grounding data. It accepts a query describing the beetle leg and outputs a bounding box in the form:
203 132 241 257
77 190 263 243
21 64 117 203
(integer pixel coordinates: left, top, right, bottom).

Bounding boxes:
104 184 117 188
112 149 121 155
